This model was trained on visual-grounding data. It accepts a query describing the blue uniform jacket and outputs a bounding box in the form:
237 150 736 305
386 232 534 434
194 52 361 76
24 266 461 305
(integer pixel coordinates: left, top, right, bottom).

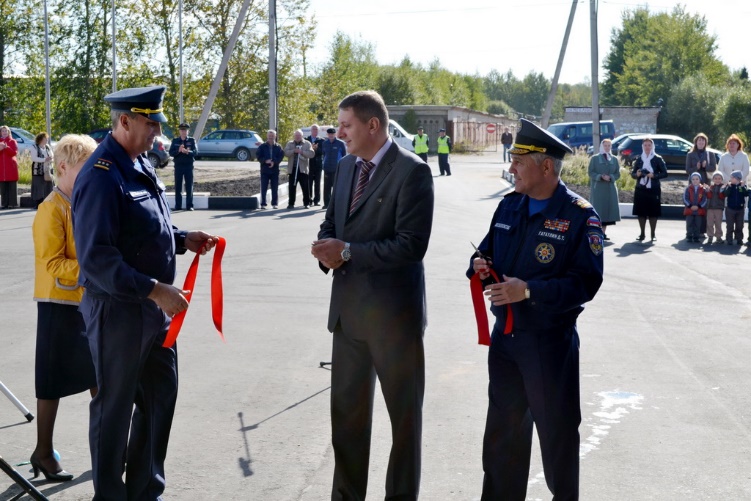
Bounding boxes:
322 138 346 173
467 182 604 332
256 142 285 174
72 134 186 303
169 136 197 168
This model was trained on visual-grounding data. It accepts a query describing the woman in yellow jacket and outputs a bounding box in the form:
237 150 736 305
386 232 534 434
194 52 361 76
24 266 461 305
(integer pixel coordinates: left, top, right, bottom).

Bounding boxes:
31 134 98 481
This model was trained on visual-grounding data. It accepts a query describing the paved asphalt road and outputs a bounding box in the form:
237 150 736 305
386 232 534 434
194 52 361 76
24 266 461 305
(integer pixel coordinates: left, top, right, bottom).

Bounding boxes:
2 152 751 500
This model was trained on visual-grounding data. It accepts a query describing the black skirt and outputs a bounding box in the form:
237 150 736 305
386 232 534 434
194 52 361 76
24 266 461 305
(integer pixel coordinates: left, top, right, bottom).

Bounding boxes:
35 302 97 399
632 186 662 218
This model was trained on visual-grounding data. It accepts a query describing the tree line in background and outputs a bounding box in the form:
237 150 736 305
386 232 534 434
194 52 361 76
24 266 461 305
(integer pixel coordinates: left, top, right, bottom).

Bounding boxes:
1 2 748 147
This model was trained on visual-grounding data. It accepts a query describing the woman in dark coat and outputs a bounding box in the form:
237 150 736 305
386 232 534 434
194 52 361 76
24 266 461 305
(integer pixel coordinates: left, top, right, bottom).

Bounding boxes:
631 137 668 242
31 132 54 208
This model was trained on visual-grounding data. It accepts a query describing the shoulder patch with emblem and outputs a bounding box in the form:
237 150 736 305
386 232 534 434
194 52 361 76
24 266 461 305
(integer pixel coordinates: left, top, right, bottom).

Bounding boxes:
587 231 603 256
93 158 111 171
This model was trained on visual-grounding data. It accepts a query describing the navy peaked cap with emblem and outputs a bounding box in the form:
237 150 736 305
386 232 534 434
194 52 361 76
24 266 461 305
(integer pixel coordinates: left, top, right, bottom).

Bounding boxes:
509 118 573 159
104 86 168 123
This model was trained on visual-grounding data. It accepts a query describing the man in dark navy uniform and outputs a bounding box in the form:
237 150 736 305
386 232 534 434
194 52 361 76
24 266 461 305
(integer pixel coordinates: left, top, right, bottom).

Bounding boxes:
468 118 604 501
72 86 218 500
169 122 197 211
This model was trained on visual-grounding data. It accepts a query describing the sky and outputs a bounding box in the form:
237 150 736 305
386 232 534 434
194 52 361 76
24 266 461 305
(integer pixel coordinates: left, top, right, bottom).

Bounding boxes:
302 0 751 85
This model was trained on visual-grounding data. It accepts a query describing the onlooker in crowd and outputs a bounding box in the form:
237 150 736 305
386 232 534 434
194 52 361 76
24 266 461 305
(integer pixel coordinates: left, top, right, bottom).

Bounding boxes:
306 124 325 206
30 134 98 482
501 126 513 163
705 171 726 244
311 90 434 500
468 118 603 500
436 128 452 176
169 123 197 211
717 134 749 183
685 132 716 184
284 129 314 209
72 86 219 500
413 125 429 163
31 132 54 208
683 172 707 243
588 138 621 240
0 124 19 209
631 137 668 242
257 129 284 209
321 127 346 209
722 170 748 245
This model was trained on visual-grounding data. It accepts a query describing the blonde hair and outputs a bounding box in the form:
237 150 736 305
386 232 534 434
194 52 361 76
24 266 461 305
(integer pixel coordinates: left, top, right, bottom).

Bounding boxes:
53 134 97 175
0 125 10 136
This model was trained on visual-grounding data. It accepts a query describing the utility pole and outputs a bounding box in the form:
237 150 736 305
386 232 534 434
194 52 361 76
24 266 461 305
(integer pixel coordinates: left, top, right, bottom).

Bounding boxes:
541 0 578 129
112 0 117 92
179 0 184 124
43 0 51 137
193 0 253 142
269 0 277 131
590 0 600 149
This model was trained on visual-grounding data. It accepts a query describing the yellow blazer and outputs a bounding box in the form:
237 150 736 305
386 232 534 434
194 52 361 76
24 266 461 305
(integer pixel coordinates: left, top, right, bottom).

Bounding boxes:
33 188 83 305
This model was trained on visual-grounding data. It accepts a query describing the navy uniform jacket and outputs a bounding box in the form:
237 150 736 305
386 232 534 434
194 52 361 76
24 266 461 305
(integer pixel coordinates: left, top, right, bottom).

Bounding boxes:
306 135 325 167
256 142 285 174
169 136 197 168
467 181 604 332
72 134 186 302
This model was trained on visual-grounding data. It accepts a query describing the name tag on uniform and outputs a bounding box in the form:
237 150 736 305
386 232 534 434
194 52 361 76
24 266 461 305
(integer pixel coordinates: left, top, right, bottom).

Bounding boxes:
494 222 511 230
127 189 150 200
537 230 566 242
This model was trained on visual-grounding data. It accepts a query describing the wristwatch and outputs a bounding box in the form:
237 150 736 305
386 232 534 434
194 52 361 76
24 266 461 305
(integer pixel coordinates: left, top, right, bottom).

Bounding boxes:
524 287 531 300
341 242 351 262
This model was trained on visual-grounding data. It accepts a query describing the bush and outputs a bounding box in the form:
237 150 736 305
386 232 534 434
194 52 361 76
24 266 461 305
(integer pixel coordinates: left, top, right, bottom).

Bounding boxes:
561 149 635 191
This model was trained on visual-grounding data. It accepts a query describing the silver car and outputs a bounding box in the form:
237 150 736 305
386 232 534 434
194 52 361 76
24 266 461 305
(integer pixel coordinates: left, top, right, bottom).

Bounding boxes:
196 129 263 161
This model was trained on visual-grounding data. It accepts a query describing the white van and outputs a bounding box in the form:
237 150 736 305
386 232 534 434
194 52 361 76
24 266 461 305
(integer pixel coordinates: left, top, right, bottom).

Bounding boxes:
388 119 414 152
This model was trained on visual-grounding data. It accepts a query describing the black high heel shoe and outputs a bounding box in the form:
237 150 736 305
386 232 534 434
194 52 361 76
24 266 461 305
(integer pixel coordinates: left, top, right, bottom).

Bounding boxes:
30 454 74 482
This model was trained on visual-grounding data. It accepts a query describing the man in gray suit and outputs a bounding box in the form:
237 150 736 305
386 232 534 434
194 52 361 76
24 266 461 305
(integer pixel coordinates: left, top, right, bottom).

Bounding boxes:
311 90 434 501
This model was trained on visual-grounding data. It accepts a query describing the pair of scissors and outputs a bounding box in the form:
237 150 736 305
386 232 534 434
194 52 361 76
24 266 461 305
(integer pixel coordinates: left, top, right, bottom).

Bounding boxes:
470 241 491 262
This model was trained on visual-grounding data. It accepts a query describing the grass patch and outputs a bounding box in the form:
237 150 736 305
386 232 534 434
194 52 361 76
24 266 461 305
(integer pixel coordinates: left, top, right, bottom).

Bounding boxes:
17 150 32 185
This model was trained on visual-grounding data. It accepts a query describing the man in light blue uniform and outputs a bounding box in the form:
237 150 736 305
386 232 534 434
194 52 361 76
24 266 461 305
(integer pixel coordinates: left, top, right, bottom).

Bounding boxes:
72 86 218 500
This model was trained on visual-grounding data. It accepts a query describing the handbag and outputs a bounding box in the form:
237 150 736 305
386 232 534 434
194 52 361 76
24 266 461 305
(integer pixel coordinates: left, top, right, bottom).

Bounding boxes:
43 165 52 182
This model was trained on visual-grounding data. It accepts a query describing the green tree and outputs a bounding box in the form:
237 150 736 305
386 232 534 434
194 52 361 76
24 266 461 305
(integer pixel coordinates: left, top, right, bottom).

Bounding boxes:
602 6 728 107
659 74 725 141
715 85 751 146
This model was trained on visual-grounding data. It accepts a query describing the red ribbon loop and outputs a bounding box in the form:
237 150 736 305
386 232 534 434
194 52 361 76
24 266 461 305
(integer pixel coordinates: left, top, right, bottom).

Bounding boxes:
470 269 513 346
163 236 226 348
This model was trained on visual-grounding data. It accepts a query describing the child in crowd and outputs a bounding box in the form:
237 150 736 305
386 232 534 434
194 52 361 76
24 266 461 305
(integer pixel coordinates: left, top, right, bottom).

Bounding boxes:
722 170 748 245
683 172 707 242
705 171 726 244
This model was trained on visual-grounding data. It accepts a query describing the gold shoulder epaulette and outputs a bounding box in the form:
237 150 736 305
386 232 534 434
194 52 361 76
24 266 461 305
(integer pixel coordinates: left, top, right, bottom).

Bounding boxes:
93 158 112 171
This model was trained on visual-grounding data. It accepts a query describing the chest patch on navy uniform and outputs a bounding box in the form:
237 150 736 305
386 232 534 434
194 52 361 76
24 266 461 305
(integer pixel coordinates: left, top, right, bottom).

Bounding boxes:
494 222 511 230
537 230 565 241
543 218 570 232
127 189 150 200
535 242 555 263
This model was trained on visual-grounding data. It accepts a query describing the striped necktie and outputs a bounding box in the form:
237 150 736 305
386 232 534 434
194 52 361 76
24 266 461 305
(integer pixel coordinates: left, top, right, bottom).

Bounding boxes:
349 160 375 215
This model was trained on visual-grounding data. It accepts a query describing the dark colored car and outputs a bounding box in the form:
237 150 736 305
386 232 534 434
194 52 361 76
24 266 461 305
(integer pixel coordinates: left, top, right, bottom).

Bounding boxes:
587 133 631 156
618 134 721 169
87 128 171 168
196 129 263 161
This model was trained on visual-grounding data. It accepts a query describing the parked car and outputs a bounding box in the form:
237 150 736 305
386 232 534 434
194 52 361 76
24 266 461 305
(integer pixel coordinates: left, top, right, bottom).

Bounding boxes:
87 128 171 168
10 127 54 155
547 120 616 150
196 129 263 161
618 134 721 170
586 133 631 156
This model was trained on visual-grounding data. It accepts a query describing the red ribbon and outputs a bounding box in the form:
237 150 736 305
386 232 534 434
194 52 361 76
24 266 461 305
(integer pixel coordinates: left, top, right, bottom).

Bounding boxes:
163 236 226 348
470 269 513 346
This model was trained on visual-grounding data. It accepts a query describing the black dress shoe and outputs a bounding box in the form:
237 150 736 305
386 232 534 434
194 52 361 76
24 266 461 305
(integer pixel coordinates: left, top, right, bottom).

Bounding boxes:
603 235 610 241
188 207 194 211
636 235 645 241
313 202 321 206
30 454 73 482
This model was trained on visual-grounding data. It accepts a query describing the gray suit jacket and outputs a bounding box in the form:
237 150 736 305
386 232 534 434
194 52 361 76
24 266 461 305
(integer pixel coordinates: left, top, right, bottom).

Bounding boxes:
318 141 434 337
